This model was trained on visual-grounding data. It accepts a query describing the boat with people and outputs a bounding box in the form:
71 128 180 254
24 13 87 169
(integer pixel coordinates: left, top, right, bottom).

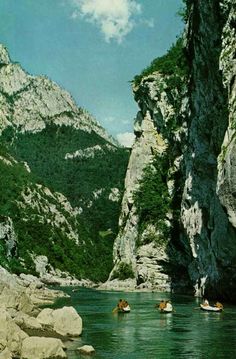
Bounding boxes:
200 299 223 312
157 300 173 313
113 299 131 313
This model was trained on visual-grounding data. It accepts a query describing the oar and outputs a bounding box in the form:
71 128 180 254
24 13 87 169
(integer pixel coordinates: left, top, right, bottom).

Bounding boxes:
112 307 119 314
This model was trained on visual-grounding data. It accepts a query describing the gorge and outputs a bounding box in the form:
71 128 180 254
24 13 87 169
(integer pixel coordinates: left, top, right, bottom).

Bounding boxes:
0 0 236 304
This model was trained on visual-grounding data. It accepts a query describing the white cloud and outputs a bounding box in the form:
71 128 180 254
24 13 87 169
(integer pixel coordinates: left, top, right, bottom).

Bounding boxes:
70 0 142 43
117 132 135 147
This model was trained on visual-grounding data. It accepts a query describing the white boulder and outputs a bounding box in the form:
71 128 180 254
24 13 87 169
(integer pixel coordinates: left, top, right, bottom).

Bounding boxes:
77 345 95 355
21 337 67 359
0 310 28 357
37 306 82 337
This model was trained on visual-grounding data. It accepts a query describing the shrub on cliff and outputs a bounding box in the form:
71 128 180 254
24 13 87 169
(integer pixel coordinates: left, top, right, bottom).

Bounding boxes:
134 155 170 223
111 262 135 280
133 37 188 87
133 154 171 244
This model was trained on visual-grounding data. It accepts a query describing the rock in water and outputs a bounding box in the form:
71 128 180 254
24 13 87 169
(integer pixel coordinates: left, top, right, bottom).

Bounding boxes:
77 345 95 355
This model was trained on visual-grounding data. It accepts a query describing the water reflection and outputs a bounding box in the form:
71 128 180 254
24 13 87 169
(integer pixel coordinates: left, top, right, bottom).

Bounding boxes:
159 313 173 329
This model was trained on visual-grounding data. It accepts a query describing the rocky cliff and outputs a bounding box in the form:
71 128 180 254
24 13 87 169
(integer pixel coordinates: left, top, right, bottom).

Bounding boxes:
0 44 129 282
179 0 236 300
108 0 236 301
106 38 188 291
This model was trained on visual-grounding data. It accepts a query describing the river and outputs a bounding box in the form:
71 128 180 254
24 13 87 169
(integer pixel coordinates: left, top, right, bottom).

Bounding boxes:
52 287 236 359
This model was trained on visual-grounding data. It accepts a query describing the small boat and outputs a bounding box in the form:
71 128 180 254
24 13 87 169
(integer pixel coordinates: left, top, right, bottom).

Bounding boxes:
114 299 131 313
200 304 222 312
158 300 173 313
159 307 173 313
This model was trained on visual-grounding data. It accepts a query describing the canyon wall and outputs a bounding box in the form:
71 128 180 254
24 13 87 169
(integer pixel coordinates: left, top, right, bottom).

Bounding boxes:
108 0 236 300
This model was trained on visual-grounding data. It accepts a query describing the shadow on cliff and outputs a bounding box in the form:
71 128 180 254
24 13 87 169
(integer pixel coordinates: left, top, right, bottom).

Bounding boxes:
161 0 236 303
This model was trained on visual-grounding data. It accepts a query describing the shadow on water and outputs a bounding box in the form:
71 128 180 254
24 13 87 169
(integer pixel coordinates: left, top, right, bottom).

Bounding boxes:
51 287 236 359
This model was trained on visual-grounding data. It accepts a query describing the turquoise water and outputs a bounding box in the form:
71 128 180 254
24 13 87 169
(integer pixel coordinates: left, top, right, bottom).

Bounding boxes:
54 287 236 359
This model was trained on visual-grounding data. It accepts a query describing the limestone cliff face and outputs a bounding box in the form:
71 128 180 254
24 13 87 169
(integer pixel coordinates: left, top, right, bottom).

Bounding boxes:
180 0 236 299
217 1 236 224
110 108 167 289
108 71 187 290
109 0 236 300
0 44 113 142
0 217 17 258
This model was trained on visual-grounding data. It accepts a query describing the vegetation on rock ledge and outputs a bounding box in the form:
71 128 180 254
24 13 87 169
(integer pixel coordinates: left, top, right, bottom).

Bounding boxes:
133 154 171 246
111 262 135 280
133 37 188 87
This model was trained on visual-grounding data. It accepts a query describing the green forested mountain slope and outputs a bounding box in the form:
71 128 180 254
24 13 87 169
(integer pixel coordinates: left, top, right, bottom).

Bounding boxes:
0 146 82 277
0 44 129 282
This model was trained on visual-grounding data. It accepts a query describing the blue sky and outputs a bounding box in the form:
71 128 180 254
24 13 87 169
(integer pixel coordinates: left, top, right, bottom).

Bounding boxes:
0 0 184 145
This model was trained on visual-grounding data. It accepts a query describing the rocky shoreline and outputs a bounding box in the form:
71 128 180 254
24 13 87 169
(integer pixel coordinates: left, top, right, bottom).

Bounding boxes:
0 266 92 359
99 277 171 293
1 262 204 359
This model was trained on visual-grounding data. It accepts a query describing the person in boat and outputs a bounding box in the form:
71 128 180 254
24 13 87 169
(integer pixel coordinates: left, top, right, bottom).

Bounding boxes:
117 299 123 310
157 300 173 312
113 299 125 313
117 299 129 311
123 300 129 308
165 301 173 312
202 299 209 307
214 301 223 309
158 300 167 311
